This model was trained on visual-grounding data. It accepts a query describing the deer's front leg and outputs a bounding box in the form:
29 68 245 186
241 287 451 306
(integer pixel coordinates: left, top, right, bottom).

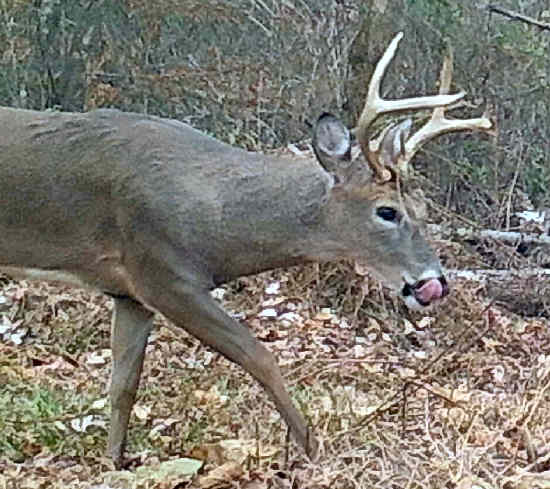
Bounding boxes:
108 296 154 468
142 282 318 458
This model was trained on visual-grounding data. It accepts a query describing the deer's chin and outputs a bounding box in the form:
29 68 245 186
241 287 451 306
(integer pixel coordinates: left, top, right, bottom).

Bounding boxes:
402 294 428 310
353 261 371 276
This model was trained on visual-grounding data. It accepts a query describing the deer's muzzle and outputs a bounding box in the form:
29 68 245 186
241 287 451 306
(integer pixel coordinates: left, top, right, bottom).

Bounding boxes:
403 276 449 307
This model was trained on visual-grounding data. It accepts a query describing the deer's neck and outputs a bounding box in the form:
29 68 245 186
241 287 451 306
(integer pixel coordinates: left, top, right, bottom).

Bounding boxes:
197 152 338 284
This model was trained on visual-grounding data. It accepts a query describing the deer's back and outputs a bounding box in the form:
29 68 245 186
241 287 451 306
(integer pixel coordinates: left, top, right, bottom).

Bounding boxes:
0 107 329 291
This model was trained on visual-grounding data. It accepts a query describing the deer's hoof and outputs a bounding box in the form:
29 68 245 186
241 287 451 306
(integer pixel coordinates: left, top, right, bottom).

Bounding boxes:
306 430 320 462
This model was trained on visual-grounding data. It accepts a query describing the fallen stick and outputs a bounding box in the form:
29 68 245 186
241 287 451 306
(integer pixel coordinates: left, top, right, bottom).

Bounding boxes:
448 268 550 283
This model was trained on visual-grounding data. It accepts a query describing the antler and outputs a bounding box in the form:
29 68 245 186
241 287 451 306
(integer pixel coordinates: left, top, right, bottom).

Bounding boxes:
400 48 493 173
356 32 493 182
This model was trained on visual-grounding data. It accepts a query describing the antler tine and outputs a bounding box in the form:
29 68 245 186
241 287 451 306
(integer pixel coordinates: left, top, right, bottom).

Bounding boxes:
401 48 494 171
356 32 466 180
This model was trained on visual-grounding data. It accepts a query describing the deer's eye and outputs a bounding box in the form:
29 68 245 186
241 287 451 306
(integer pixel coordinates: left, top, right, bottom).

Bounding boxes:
376 206 399 222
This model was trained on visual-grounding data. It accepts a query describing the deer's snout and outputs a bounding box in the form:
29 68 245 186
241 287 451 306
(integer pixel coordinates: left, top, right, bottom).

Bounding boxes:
402 276 449 307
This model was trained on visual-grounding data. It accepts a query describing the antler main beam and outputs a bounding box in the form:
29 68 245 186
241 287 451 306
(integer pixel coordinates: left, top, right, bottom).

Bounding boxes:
355 32 494 181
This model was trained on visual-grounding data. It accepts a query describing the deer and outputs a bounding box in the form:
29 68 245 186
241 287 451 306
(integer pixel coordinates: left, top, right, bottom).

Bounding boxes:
0 33 492 467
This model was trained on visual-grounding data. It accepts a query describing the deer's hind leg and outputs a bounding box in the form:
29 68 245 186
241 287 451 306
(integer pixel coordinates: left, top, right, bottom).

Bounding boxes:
108 296 154 468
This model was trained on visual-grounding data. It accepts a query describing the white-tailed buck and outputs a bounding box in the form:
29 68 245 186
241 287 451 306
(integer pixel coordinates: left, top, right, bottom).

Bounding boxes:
0 33 492 466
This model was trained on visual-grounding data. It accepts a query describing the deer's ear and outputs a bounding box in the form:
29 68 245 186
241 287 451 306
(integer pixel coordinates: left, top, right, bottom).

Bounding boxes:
312 113 352 183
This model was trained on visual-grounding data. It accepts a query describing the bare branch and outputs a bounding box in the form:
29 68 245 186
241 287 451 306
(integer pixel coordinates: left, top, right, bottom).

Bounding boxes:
488 5 550 31
450 268 550 283
428 224 550 246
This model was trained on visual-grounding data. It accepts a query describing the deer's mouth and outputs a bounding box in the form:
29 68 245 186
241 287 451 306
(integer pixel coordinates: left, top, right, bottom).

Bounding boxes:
402 276 449 307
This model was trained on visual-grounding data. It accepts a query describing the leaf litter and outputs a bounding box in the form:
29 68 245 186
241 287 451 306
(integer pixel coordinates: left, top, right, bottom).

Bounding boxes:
1 253 550 488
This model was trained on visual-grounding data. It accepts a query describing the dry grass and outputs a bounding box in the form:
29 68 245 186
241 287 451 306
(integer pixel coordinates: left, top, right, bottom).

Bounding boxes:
1 226 550 489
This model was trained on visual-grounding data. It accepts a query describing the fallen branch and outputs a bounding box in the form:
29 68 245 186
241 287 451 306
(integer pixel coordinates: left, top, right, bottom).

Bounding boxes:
428 224 550 246
457 228 550 245
488 4 550 31
449 267 550 283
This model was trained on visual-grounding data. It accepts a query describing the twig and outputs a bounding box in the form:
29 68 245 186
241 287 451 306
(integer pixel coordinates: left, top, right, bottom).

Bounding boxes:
330 301 495 442
506 140 524 229
405 381 461 407
488 5 550 31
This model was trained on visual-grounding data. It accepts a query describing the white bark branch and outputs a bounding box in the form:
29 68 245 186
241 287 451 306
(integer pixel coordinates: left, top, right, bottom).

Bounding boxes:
448 268 550 283
428 224 550 246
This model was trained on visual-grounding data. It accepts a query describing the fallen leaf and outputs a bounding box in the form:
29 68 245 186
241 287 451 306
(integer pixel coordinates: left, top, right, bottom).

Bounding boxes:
104 458 203 487
71 415 105 432
258 308 278 318
314 308 333 321
265 281 280 295
134 404 151 421
190 439 278 465
197 461 243 488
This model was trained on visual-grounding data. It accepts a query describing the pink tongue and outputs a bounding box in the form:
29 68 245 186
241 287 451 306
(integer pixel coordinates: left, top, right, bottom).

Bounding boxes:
415 279 443 304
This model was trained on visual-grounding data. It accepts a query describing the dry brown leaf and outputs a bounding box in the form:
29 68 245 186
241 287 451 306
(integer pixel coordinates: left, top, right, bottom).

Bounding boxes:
190 438 278 466
194 385 228 407
133 404 151 421
197 461 243 488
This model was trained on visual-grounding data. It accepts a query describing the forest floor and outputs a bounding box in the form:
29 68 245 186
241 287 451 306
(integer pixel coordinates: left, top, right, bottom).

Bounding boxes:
1 212 550 489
